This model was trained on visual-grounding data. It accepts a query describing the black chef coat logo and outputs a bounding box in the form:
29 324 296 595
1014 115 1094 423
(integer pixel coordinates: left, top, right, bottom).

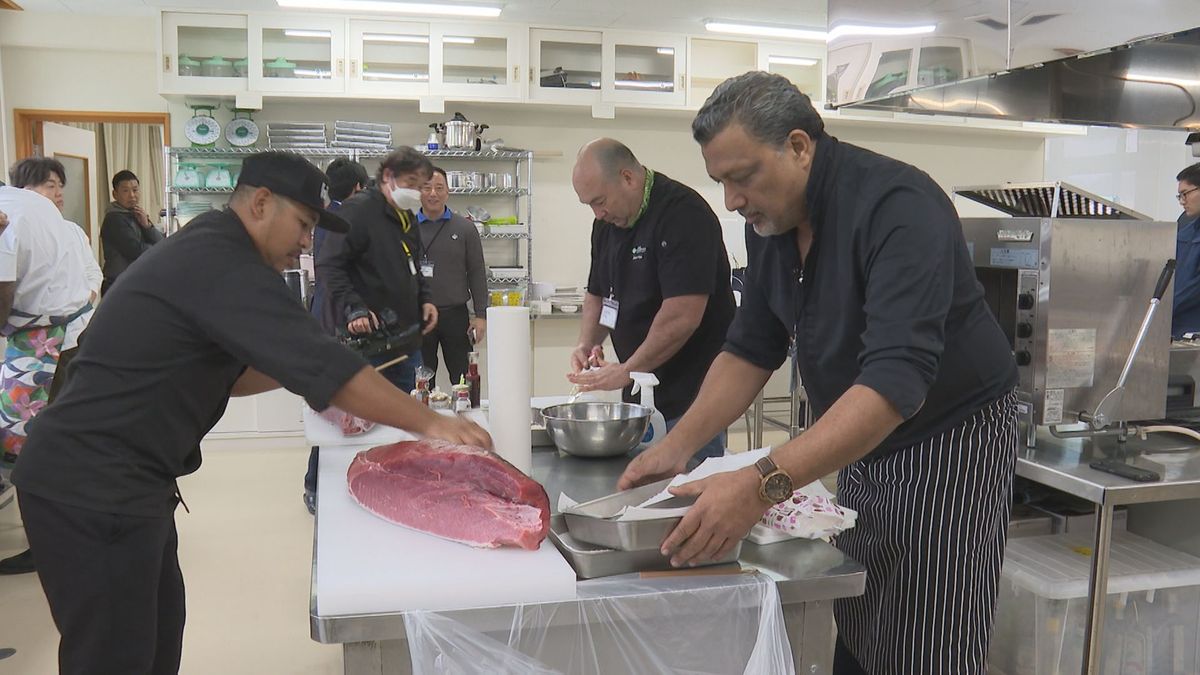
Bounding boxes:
631 245 647 261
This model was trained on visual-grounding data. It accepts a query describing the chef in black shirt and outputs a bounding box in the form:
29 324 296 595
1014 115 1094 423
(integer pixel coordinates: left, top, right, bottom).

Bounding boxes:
11 152 489 675
569 138 735 462
619 73 1019 675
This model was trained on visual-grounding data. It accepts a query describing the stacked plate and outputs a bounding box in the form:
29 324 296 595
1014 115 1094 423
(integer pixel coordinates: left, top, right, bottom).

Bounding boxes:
332 121 391 150
267 122 327 149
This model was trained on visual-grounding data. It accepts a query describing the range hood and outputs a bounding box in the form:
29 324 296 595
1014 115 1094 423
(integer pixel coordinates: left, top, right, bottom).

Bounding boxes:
827 0 1200 130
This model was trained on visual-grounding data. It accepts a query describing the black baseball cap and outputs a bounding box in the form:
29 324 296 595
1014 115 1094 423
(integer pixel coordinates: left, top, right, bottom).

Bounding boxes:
236 151 350 233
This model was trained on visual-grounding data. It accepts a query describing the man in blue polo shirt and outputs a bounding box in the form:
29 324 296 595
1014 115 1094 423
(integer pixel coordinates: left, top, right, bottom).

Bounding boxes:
1172 162 1200 337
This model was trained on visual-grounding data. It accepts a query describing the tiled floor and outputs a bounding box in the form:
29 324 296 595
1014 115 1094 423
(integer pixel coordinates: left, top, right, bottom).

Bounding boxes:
0 425 786 674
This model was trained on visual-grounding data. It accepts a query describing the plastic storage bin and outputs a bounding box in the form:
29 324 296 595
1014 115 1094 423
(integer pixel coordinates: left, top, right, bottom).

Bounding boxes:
990 531 1200 675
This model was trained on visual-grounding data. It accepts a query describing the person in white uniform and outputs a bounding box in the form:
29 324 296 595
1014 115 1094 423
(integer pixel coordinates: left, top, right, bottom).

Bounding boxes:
0 158 101 575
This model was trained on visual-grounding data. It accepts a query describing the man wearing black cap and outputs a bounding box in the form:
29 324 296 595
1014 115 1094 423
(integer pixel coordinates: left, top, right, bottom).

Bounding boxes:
9 151 490 674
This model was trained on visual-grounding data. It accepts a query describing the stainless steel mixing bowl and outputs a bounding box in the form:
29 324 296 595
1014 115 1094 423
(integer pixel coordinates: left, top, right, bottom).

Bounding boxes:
539 402 653 458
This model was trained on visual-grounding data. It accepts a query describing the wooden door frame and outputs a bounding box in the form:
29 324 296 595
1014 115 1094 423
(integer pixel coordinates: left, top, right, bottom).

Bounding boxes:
14 109 171 160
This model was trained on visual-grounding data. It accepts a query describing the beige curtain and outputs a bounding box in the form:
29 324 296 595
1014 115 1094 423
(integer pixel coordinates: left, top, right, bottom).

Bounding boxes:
65 121 165 230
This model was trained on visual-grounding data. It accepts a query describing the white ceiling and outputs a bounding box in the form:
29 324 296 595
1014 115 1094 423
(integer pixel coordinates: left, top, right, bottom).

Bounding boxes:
6 0 828 35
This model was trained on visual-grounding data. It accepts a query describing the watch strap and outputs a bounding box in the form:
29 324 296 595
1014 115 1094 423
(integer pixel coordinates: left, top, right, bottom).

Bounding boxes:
754 456 778 478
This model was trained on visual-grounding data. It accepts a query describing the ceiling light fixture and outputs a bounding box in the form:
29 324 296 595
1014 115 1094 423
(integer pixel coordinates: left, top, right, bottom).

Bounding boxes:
768 55 818 67
283 29 333 38
277 0 501 18
362 33 428 43
444 36 478 45
704 20 936 42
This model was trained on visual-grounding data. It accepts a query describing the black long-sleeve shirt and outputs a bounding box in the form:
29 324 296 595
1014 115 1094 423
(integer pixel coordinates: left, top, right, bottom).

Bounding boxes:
316 187 431 334
12 208 366 516
100 203 164 292
724 135 1017 457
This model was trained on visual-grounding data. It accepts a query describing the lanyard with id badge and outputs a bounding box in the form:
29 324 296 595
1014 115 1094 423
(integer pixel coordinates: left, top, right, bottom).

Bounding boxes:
600 293 619 329
419 220 451 279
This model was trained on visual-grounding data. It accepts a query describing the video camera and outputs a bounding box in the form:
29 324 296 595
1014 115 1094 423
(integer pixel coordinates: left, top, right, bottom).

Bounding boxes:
339 308 421 359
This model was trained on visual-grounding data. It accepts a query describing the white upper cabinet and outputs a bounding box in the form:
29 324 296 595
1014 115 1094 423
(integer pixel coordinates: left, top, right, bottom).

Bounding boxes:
348 20 432 96
161 12 250 94
688 37 757 108
602 31 687 107
528 28 603 104
431 23 525 100
249 15 347 94
759 41 826 103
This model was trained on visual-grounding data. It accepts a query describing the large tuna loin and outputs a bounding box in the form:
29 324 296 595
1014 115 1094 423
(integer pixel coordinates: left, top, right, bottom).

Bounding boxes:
346 440 550 550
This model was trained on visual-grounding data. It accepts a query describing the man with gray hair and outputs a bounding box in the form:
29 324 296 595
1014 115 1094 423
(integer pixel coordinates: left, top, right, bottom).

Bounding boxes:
620 72 1019 675
569 138 735 463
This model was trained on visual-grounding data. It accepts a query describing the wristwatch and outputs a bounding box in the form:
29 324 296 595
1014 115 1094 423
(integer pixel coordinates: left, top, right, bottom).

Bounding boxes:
754 456 794 504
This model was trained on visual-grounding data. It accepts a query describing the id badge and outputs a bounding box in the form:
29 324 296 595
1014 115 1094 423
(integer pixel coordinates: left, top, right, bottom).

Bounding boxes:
407 257 417 276
600 297 619 329
420 258 435 278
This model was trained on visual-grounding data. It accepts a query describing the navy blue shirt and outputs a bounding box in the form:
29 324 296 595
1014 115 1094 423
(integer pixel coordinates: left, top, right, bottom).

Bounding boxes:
1173 212 1200 338
724 135 1017 457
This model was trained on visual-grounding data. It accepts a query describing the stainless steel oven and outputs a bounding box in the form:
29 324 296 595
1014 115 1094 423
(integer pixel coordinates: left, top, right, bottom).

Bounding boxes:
958 182 1176 444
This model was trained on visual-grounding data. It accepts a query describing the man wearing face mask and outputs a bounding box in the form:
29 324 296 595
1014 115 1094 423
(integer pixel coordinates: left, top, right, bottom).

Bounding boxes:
318 147 438 393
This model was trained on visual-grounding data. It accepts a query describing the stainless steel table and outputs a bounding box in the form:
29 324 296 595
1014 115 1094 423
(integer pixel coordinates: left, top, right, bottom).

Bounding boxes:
311 448 866 674
1016 430 1200 675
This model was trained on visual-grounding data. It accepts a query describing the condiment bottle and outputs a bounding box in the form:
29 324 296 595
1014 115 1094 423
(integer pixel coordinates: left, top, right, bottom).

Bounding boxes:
466 351 481 408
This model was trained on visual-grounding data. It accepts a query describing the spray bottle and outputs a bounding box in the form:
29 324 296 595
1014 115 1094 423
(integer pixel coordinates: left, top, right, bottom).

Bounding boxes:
629 372 668 450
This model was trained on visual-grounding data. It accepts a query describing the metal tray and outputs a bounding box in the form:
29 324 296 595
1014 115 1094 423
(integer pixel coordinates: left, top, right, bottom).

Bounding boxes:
549 515 740 579
561 479 694 551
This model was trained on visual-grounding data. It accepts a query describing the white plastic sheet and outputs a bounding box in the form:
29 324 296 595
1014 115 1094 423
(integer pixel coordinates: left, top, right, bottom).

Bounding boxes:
404 572 795 675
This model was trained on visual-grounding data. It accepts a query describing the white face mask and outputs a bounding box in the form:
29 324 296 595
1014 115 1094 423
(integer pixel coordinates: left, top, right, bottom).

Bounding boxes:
390 184 422 211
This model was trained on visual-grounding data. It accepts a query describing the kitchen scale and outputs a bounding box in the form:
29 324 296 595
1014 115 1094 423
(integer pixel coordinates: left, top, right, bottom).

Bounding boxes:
225 109 260 148
184 105 221 147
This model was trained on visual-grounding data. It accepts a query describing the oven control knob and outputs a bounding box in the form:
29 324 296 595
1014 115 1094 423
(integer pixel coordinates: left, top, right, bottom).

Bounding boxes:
1015 350 1032 366
1016 322 1033 339
1017 292 1035 310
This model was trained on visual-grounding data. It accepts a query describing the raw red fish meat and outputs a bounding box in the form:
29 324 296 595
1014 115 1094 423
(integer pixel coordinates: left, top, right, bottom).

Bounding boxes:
318 406 375 436
346 440 550 550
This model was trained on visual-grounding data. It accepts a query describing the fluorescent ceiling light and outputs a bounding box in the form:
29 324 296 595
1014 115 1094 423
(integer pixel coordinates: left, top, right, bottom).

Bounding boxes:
365 71 430 81
705 21 827 41
1125 72 1200 88
444 36 478 45
768 55 818 67
363 33 428 43
616 79 673 90
656 47 674 56
705 20 936 42
283 29 332 38
277 0 502 18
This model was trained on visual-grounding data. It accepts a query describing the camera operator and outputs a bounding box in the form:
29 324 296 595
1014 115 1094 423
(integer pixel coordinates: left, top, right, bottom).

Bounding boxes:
318 147 438 392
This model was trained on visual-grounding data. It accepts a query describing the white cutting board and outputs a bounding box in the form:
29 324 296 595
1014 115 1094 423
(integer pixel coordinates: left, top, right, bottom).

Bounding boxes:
315 443 578 617
302 405 416 447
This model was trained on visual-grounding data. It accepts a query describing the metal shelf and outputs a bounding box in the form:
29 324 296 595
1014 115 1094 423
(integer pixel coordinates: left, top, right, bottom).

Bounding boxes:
479 231 529 240
167 146 531 161
449 187 528 196
170 186 235 194
488 276 529 285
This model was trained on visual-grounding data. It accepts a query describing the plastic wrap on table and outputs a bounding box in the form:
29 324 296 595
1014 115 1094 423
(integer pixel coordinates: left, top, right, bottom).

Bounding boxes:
403 572 794 674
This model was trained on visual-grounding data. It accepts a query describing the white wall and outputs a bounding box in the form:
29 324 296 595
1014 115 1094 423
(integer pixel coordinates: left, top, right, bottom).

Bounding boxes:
1044 126 1194 222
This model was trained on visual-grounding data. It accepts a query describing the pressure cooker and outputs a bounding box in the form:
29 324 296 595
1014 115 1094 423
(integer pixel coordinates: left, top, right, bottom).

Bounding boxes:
431 112 489 150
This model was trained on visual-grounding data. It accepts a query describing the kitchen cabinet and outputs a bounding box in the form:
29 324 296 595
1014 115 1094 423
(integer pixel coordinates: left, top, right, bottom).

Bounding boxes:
688 37 757 107
828 36 969 104
249 15 347 94
160 12 249 95
528 28 603 104
432 23 525 100
602 31 687 107
348 20 432 96
759 41 826 103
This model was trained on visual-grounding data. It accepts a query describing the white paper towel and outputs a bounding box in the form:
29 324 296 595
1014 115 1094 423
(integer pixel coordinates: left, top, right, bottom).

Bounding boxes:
487 306 532 474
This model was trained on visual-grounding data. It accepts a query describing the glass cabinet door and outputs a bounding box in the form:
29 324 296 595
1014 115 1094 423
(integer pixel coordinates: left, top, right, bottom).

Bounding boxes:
161 12 249 93
432 24 523 99
529 28 602 103
688 38 757 107
349 20 431 95
249 16 346 93
602 31 686 106
759 41 826 103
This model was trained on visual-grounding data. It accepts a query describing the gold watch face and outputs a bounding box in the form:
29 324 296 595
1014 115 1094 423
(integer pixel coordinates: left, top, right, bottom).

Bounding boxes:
764 472 793 503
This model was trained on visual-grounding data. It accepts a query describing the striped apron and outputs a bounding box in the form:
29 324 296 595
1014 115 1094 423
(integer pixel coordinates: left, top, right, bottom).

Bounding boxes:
833 390 1018 675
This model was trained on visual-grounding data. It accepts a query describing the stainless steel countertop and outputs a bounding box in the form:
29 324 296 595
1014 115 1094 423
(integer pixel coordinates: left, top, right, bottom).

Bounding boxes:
310 447 866 644
1017 428 1200 505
